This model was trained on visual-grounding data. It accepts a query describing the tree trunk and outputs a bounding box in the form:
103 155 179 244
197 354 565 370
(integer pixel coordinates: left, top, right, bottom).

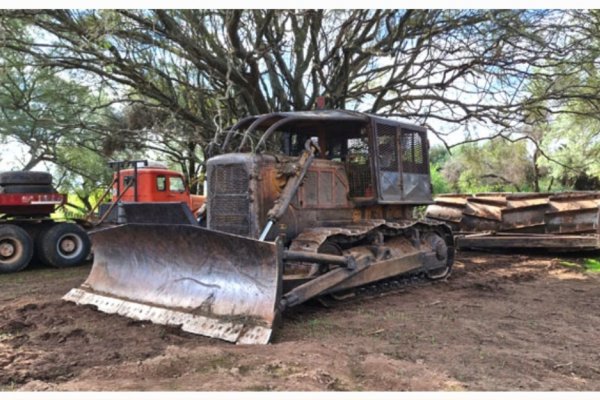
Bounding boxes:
532 148 541 192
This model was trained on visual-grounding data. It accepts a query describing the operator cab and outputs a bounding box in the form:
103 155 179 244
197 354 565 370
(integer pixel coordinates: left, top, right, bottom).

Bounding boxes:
111 161 190 205
221 110 432 204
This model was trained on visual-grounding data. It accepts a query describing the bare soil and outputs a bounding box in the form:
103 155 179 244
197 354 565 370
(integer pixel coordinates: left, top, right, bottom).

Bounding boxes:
1 252 599 391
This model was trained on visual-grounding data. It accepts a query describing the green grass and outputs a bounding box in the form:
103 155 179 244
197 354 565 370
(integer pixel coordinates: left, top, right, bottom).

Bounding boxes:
583 258 600 273
560 259 600 273
559 261 581 269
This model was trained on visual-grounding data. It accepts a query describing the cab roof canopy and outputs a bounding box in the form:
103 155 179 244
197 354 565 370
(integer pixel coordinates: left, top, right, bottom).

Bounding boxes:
232 110 368 136
221 110 425 152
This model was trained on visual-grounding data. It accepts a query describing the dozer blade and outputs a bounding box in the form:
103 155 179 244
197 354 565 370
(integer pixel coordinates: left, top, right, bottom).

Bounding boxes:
64 224 282 345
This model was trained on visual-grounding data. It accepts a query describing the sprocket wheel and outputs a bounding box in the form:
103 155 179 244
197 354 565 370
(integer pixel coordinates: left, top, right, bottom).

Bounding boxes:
423 232 452 280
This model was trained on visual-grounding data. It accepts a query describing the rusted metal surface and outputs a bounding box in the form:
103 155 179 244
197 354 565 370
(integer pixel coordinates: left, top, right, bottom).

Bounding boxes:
65 218 453 344
283 226 449 306
210 113 440 242
65 111 456 344
64 224 282 344
458 232 600 251
463 201 503 221
260 140 318 241
282 252 369 308
328 247 432 293
283 250 354 267
286 221 453 287
545 193 600 234
426 191 600 251
469 195 507 207
505 200 548 232
433 194 469 204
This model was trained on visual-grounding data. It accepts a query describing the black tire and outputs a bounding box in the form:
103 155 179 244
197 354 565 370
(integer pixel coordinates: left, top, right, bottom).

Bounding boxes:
34 223 55 267
0 171 52 185
0 225 34 273
0 184 56 194
37 223 91 268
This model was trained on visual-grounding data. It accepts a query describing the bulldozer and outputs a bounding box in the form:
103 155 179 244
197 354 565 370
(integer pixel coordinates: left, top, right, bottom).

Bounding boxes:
64 110 454 344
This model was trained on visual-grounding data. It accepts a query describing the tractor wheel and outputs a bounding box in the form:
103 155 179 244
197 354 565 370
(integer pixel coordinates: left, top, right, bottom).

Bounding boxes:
0 225 34 273
37 223 91 268
0 184 55 194
0 171 52 185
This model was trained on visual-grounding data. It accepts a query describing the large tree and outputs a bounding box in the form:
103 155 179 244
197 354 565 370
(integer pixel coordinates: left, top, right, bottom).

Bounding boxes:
0 50 111 170
3 10 599 147
1 9 600 194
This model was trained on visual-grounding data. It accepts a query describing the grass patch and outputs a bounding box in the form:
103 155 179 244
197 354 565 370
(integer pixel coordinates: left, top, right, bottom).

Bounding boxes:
559 261 581 269
559 259 600 273
583 258 600 273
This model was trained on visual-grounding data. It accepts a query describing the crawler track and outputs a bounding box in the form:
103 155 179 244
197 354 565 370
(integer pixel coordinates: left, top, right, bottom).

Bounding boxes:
285 219 453 306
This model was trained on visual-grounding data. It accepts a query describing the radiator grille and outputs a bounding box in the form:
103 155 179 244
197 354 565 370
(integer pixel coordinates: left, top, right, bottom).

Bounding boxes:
208 164 250 236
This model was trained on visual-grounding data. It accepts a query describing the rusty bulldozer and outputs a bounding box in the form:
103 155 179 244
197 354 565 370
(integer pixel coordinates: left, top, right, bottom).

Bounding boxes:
64 111 454 344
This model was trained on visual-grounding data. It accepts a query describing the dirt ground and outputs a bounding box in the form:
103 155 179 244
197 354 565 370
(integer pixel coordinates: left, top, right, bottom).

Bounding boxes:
1 251 599 391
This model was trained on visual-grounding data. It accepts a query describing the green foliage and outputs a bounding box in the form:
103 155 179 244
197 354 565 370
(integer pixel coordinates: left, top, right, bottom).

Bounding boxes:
535 109 600 189
559 259 600 274
0 49 113 167
53 146 113 213
559 261 581 269
430 162 451 195
583 259 600 273
524 19 600 190
0 50 124 210
428 145 452 194
1 9 600 201
441 138 535 193
429 145 450 166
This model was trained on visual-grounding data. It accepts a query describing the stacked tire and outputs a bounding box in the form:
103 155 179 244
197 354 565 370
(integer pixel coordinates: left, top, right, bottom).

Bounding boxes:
0 171 56 194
